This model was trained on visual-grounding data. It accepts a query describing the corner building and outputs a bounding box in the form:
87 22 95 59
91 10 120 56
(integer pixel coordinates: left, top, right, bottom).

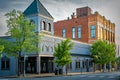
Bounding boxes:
54 7 115 44
0 0 92 76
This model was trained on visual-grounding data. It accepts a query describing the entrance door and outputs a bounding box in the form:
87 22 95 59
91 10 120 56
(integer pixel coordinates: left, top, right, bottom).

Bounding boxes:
41 60 48 73
41 57 54 73
26 57 36 73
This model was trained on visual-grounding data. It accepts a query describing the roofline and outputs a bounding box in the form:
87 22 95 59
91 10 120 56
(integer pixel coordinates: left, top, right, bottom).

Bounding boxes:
25 13 54 21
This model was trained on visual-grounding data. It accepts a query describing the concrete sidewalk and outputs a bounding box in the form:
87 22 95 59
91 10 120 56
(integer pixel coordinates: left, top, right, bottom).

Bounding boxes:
0 71 111 78
2 71 101 78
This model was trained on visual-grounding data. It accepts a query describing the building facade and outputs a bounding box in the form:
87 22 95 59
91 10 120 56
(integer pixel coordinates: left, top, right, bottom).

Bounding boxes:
54 7 115 44
0 0 92 76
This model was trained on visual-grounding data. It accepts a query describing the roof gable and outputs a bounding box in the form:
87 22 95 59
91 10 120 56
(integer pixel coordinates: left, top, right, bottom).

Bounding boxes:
24 0 53 19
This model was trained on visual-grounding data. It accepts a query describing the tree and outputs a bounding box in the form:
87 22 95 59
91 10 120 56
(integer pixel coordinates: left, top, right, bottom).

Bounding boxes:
53 38 74 74
4 9 40 76
91 40 116 71
116 57 120 70
0 45 4 57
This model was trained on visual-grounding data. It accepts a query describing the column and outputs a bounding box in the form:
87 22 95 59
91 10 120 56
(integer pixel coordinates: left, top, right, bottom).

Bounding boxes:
37 56 40 74
80 59 83 73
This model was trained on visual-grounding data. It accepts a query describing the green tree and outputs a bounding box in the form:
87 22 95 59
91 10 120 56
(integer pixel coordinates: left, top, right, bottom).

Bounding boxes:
116 57 120 69
53 38 74 74
91 40 116 71
4 9 40 76
0 45 4 57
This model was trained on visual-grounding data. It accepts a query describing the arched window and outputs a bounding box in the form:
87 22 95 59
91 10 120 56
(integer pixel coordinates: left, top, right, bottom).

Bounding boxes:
45 46 49 52
1 56 10 70
90 25 96 38
42 45 44 52
48 23 51 31
51 47 53 52
42 21 46 30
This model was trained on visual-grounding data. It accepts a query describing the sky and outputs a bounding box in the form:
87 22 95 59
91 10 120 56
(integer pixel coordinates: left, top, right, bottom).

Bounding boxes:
0 0 120 44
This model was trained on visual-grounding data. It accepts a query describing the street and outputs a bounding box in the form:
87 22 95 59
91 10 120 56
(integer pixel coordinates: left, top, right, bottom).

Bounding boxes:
0 72 120 80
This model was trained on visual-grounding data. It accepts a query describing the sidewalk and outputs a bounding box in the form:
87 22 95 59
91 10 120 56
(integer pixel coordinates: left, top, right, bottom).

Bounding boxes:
24 71 103 78
0 71 102 78
26 70 103 78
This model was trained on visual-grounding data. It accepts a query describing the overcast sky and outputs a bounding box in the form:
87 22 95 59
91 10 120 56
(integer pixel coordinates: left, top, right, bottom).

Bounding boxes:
0 0 120 43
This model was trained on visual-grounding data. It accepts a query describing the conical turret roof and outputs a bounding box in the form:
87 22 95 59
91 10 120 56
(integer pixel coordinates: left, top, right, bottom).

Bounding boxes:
24 0 53 19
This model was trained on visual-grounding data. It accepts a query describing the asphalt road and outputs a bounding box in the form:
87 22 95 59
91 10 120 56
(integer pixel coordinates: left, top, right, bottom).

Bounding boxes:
1 72 120 80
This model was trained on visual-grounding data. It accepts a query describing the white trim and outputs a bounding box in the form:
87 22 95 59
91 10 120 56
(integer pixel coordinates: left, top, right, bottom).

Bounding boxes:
39 34 91 46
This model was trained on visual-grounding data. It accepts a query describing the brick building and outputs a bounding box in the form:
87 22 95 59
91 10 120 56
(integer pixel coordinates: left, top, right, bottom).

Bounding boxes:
54 7 115 44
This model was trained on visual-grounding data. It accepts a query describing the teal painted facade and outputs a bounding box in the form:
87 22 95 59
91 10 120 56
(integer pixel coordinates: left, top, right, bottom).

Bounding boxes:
0 0 92 76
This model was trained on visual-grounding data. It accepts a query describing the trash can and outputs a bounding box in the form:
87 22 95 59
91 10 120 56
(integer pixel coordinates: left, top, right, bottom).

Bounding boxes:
55 68 58 75
59 69 63 74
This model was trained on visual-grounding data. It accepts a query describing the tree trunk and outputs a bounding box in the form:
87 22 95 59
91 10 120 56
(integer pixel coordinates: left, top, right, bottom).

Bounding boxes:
66 65 67 75
103 64 106 72
100 64 102 72
18 52 21 76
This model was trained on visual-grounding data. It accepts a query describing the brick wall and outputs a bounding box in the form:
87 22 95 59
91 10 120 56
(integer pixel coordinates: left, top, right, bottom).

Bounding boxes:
54 16 89 43
54 7 115 44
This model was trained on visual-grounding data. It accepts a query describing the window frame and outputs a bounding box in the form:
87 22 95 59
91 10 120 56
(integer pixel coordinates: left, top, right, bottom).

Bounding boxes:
1 56 10 70
90 25 96 38
78 26 81 39
67 62 72 70
62 28 66 38
48 23 51 32
72 27 76 39
42 21 46 30
76 60 80 69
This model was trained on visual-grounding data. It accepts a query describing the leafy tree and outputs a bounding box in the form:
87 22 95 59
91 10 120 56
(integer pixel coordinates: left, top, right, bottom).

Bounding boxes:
53 38 74 74
91 40 116 70
0 39 19 57
0 45 4 57
4 9 40 76
116 57 120 69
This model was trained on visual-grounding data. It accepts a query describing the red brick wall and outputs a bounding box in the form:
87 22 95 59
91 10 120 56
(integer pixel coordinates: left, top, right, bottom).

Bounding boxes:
54 7 115 44
54 16 89 43
88 14 98 44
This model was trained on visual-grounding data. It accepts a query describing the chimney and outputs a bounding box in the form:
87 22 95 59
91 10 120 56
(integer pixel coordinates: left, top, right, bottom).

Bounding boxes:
71 12 76 19
76 7 92 18
67 17 70 20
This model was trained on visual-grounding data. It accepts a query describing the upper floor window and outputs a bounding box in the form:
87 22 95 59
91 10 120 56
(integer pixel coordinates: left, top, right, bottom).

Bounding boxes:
1 56 10 70
78 27 81 39
42 45 44 52
42 21 46 30
62 28 66 38
46 46 49 52
90 25 96 38
48 23 51 31
51 47 53 52
72 27 76 39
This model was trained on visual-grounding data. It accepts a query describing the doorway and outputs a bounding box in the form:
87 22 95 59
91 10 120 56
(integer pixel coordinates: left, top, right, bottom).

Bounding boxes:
26 57 37 73
41 57 54 73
